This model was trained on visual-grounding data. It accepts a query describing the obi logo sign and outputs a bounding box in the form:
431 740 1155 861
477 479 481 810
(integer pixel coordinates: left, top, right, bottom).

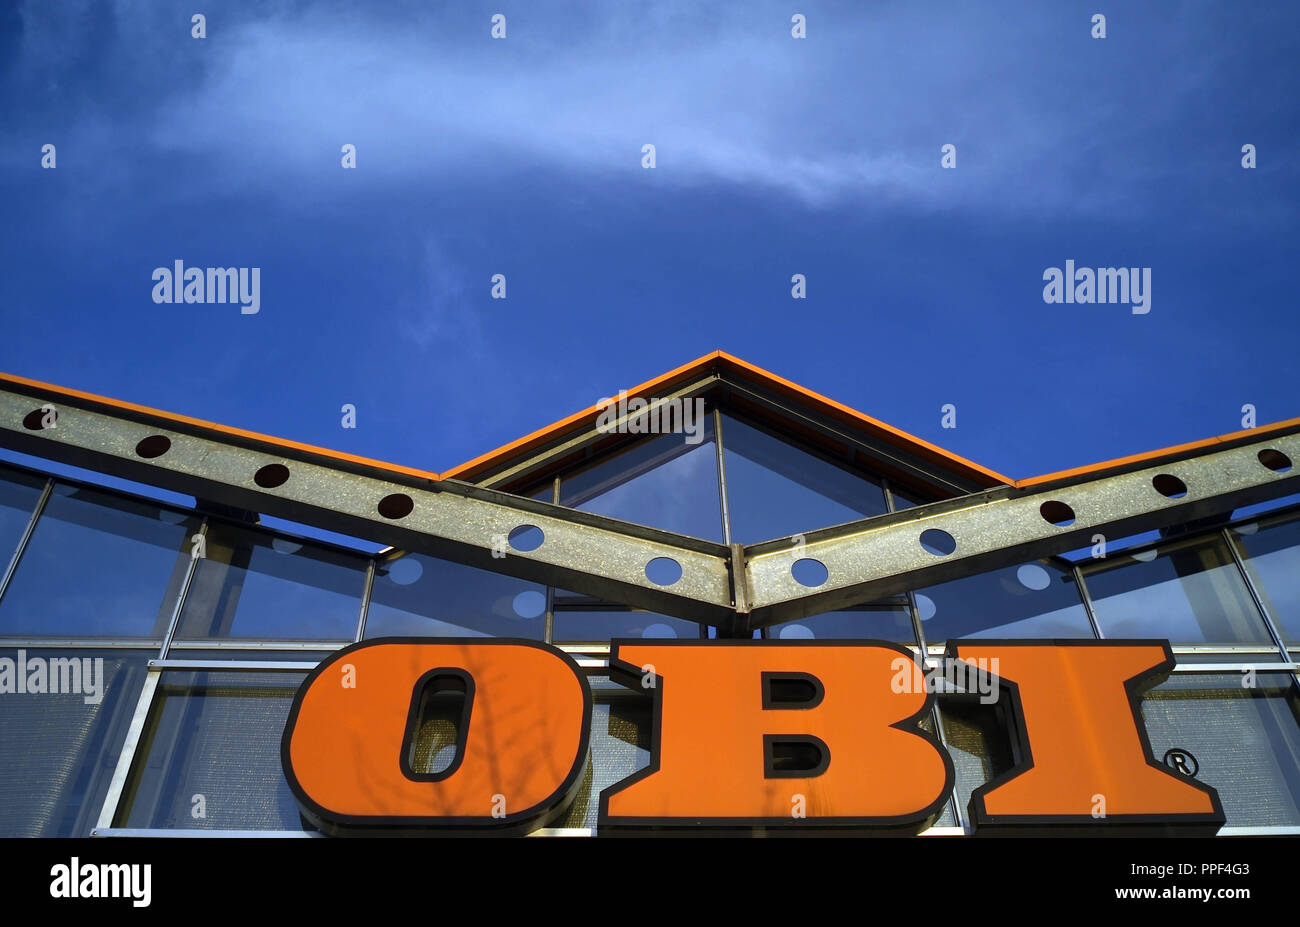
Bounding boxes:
281 638 1224 835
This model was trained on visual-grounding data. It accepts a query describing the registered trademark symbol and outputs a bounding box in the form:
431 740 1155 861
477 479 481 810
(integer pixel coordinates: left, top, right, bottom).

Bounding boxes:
1162 748 1199 778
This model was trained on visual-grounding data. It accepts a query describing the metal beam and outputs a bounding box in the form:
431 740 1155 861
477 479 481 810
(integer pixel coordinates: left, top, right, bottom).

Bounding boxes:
744 430 1300 625
6 378 1300 631
0 386 735 623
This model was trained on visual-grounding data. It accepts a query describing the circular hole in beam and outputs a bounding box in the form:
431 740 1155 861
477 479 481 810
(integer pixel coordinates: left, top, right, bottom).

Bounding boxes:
135 435 171 459
508 525 544 552
22 408 54 430
1039 499 1075 527
645 557 682 586
254 464 290 489
1259 448 1293 473
377 492 414 519
791 558 828 588
919 528 956 556
1152 473 1188 499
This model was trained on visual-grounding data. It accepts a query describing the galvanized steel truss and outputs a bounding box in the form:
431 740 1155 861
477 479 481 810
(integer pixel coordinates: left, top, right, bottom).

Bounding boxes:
2 381 1298 635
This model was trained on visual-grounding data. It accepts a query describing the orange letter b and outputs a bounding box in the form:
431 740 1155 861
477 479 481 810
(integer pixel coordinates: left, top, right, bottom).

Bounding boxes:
599 640 953 832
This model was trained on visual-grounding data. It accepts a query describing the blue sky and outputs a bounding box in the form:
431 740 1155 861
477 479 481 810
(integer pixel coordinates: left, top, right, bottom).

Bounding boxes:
1 0 1297 492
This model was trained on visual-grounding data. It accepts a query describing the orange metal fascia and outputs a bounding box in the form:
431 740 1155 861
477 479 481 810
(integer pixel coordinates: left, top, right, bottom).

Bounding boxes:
0 370 441 483
1014 415 1300 489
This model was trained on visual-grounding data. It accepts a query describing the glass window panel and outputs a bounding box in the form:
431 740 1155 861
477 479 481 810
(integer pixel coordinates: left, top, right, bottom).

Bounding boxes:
721 415 887 544
363 553 546 639
911 560 1094 644
1232 514 1300 644
0 483 197 638
0 466 45 567
1141 673 1300 826
561 423 722 542
769 606 916 644
174 523 365 642
551 606 699 643
122 670 308 830
1082 536 1272 645
0 648 151 836
556 686 651 830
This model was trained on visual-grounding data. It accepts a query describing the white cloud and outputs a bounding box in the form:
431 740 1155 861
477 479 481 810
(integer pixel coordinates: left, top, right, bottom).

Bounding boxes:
10 0 1280 222
117 4 1143 213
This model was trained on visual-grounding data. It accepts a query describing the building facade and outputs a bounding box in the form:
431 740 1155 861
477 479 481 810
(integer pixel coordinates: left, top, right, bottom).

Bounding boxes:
0 352 1297 836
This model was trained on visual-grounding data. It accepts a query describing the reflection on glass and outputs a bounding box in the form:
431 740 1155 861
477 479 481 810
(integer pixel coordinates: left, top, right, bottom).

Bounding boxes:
0 466 45 569
552 605 699 643
123 671 308 830
561 422 722 542
0 649 150 836
1082 536 1271 644
175 523 366 642
1232 513 1300 643
721 415 887 544
911 559 1093 643
1141 673 1300 825
0 483 196 638
768 606 915 644
363 553 547 639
